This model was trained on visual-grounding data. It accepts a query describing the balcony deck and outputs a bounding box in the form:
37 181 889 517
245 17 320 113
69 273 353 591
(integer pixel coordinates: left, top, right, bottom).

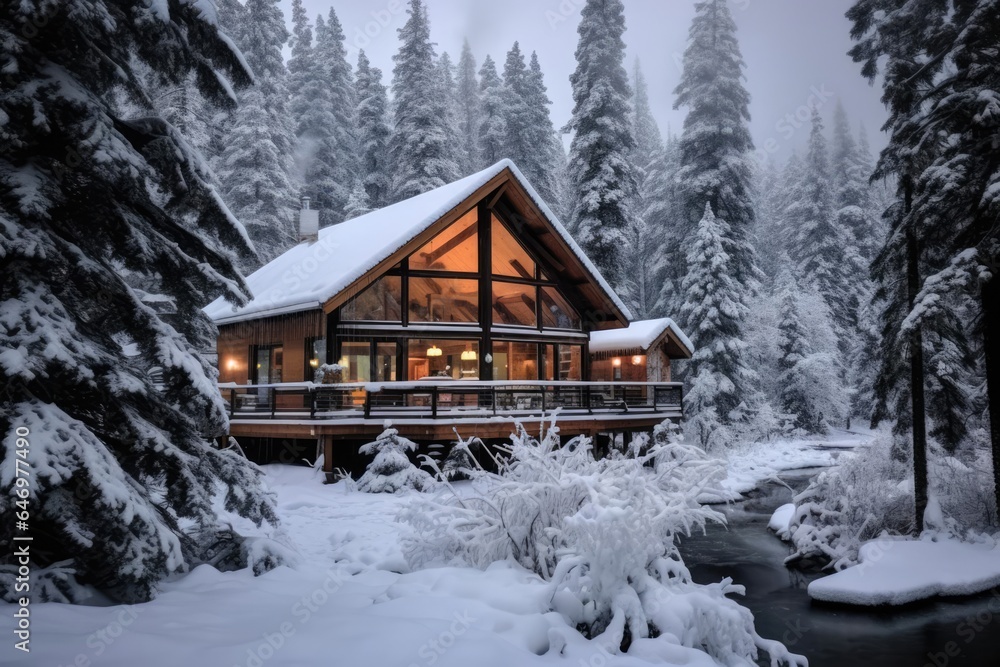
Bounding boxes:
220 380 684 442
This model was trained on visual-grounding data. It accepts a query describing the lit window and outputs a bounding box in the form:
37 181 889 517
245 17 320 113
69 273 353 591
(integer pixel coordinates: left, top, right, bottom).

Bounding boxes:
341 276 401 321
410 209 479 273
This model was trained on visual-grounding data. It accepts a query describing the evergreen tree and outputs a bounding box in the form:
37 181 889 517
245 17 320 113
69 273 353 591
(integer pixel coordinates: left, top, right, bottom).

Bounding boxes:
435 51 464 172
750 159 786 283
355 50 392 210
216 0 298 268
673 0 758 293
455 40 482 176
830 101 883 262
310 8 359 223
847 0 1000 521
520 52 563 212
390 0 458 201
344 181 374 221
626 61 665 319
478 55 508 167
565 0 637 292
501 42 533 171
680 204 758 437
785 108 860 351
287 0 312 99
357 425 436 493
0 0 283 603
646 132 684 316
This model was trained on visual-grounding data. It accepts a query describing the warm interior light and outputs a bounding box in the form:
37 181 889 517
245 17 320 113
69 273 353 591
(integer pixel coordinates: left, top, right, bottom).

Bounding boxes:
309 358 320 368
461 349 477 361
632 355 643 366
427 345 443 357
612 358 622 368
226 358 237 371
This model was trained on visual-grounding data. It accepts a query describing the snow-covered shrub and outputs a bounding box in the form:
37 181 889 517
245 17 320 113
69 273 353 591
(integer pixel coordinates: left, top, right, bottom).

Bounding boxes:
785 435 914 569
357 424 436 493
0 560 91 604
314 363 345 384
402 420 806 665
439 432 484 481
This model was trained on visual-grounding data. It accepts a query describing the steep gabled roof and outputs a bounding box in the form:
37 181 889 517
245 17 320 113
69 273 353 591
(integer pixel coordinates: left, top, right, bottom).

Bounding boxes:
589 318 694 359
204 160 631 326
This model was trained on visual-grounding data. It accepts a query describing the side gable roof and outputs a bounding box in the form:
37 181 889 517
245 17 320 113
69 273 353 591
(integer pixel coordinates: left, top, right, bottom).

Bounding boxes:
204 159 632 326
589 318 694 359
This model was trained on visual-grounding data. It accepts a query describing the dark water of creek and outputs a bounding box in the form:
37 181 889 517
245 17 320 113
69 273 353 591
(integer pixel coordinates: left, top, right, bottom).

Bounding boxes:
676 467 1000 667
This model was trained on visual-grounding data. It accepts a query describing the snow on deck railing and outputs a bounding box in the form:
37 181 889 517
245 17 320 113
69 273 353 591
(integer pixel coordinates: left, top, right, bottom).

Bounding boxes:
218 380 684 422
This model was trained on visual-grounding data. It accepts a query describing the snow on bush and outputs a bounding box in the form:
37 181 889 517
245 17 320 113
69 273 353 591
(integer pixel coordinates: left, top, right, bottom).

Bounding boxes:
402 420 806 665
784 435 914 570
785 432 998 571
357 423 437 493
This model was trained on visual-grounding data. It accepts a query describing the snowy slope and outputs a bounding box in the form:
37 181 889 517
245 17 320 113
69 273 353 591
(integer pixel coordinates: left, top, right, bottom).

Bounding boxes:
204 159 631 324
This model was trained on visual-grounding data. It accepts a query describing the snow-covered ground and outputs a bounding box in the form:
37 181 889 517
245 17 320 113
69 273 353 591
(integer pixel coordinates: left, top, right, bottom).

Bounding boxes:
699 428 870 503
5 465 726 667
4 431 871 666
808 536 1000 606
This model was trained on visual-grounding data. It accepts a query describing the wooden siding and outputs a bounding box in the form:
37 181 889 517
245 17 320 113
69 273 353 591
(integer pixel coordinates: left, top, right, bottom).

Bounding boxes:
217 311 325 385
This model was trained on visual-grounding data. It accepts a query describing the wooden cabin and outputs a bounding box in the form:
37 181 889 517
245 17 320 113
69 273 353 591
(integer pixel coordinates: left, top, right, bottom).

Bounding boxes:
204 160 692 476
589 318 693 383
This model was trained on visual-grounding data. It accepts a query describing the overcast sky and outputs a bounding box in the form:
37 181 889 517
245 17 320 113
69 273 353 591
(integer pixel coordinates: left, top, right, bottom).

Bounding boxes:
286 0 888 163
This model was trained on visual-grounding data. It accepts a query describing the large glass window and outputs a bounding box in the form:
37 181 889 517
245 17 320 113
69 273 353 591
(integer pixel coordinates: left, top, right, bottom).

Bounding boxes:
406 340 479 380
492 341 538 381
492 214 536 278
540 287 581 330
558 345 583 381
492 281 537 327
305 337 327 379
408 277 479 323
410 209 479 273
341 276 402 321
339 342 370 382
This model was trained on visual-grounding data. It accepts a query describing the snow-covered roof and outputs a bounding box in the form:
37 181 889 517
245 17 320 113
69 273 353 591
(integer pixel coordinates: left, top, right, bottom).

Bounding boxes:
204 159 631 325
589 318 693 357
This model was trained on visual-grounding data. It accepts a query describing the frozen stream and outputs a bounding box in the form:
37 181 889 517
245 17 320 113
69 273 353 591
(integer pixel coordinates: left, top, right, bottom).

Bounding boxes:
677 463 1000 667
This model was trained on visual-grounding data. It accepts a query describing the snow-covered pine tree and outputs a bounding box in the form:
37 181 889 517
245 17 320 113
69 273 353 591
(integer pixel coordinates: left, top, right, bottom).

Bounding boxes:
357 425 436 493
477 55 508 167
785 107 861 356
646 132 684 317
565 0 637 292
501 42 532 170
435 51 464 173
389 0 458 201
216 0 298 268
672 0 758 295
680 204 758 441
750 158 786 283
0 0 284 603
306 8 358 224
521 52 564 214
355 50 392 210
830 102 883 262
774 274 847 434
848 0 1000 519
455 40 482 176
628 60 666 319
287 0 312 99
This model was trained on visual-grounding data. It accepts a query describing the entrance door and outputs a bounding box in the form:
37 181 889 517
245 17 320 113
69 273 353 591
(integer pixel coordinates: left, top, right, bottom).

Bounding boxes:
254 346 283 405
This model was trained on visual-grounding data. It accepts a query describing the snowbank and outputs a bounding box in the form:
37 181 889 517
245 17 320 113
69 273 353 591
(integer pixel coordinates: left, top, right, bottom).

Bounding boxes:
808 537 1000 606
768 504 795 536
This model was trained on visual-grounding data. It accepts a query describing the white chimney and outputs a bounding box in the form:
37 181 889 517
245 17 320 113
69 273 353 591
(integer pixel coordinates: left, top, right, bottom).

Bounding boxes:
299 197 319 243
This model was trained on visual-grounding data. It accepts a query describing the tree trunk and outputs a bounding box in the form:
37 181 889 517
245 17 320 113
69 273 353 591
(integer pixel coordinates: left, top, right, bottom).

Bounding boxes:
905 195 928 532
982 274 1000 521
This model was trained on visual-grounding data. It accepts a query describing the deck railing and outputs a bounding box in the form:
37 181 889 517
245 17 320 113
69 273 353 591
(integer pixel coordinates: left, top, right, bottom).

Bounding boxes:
219 380 683 422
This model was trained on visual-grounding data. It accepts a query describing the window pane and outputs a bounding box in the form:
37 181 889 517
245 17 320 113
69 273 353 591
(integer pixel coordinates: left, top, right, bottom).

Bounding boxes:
408 277 479 323
492 281 537 327
492 341 537 381
339 342 370 382
375 343 397 382
558 345 582 381
542 344 555 381
407 340 479 380
410 209 479 273
540 287 581 330
341 276 402 321
306 337 328 379
492 214 535 278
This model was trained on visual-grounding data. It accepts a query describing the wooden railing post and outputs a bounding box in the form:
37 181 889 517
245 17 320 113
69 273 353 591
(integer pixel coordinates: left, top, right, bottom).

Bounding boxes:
310 388 317 419
431 386 438 419
363 389 372 419
270 387 276 419
229 389 236 419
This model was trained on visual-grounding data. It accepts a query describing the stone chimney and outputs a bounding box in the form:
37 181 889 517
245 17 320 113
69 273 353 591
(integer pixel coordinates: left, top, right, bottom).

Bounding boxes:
299 197 319 243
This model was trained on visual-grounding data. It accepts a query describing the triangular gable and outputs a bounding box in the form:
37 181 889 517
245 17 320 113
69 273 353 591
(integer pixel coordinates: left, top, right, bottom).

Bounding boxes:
205 160 631 328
